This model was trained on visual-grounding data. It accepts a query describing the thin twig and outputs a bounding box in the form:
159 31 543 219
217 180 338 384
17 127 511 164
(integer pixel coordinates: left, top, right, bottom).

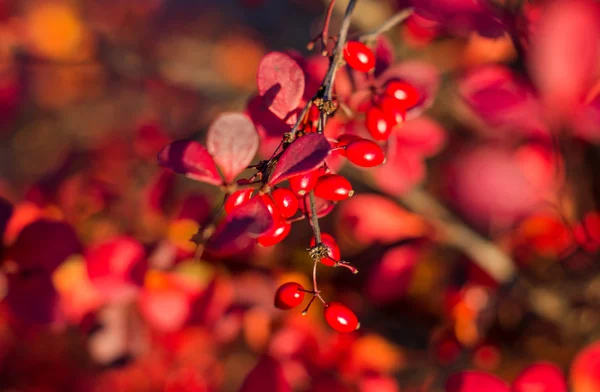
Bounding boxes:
357 8 414 43
321 0 337 50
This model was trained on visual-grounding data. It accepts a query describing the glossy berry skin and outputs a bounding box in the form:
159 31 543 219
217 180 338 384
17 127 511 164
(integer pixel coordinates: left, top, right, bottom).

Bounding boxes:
274 282 305 310
271 188 299 218
345 139 385 167
258 220 291 247
343 41 375 73
366 106 393 141
261 194 281 220
310 233 340 266
324 302 359 332
379 96 406 126
314 174 353 201
225 189 254 213
288 170 320 196
335 134 361 157
384 80 420 109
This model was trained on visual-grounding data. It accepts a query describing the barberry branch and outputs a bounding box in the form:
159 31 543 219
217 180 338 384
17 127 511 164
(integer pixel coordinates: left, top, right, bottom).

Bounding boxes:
357 7 414 43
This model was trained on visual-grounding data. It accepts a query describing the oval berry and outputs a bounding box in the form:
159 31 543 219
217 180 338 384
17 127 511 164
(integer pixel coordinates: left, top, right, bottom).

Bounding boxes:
225 189 254 213
366 106 393 141
310 233 340 266
324 302 359 332
343 41 375 73
314 174 353 201
271 188 299 218
345 139 385 167
274 282 305 310
384 80 420 109
379 96 406 126
261 194 282 220
288 170 320 196
335 134 361 157
258 220 291 247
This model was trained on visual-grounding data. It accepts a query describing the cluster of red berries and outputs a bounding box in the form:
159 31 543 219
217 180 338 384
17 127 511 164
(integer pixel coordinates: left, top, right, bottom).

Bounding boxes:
274 282 359 333
343 40 421 141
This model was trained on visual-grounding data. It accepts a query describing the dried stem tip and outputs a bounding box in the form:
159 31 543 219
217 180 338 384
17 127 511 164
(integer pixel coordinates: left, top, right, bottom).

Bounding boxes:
308 243 331 262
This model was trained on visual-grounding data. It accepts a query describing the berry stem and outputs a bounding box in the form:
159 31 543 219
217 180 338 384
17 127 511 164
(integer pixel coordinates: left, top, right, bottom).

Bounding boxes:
321 0 337 50
357 7 414 43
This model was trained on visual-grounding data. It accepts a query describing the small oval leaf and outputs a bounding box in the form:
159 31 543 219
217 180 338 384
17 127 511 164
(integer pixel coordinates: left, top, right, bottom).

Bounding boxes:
257 52 305 119
445 371 510 392
239 355 291 392
207 113 259 183
268 134 330 185
158 140 222 185
513 362 567 392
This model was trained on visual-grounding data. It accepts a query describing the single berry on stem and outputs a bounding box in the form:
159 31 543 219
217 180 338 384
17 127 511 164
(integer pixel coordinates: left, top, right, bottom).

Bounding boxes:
274 282 305 310
324 302 360 332
224 189 254 213
343 41 375 73
288 170 320 196
314 174 354 201
345 139 385 167
384 80 420 109
335 134 361 157
366 106 393 141
310 233 340 266
271 188 299 218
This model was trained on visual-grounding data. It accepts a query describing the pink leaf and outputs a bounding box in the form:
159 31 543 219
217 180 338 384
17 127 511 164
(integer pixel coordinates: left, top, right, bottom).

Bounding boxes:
257 52 305 119
366 245 421 304
372 150 426 196
158 140 222 185
529 0 600 121
206 196 274 255
268 134 330 185
513 362 568 392
396 116 447 157
86 237 148 303
445 371 510 392
207 113 259 183
139 286 191 333
239 356 291 392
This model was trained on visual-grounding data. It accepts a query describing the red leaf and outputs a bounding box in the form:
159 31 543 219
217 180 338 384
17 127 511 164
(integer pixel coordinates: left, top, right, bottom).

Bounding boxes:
6 273 59 324
366 245 420 304
8 219 81 274
445 371 509 392
257 52 305 119
268 134 330 185
207 113 259 183
85 237 148 303
206 196 274 255
239 356 291 392
158 140 222 185
513 362 567 392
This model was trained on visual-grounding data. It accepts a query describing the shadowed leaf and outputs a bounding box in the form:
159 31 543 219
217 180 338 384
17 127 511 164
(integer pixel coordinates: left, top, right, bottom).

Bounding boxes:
268 134 330 185
158 140 222 185
257 52 305 119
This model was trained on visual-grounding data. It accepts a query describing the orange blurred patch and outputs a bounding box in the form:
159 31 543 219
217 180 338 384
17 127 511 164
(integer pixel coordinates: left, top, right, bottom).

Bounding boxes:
168 218 200 253
213 33 266 90
346 334 405 375
462 32 516 66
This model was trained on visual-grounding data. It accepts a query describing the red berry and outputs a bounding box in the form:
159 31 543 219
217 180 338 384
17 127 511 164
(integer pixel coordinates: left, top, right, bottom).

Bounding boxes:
343 41 375 73
261 194 281 220
258 220 291 247
379 96 406 126
314 174 353 201
366 106 393 141
288 170 320 196
271 188 299 218
310 233 340 266
384 80 420 109
225 189 254 213
274 282 305 310
335 134 362 157
345 139 385 167
324 302 359 332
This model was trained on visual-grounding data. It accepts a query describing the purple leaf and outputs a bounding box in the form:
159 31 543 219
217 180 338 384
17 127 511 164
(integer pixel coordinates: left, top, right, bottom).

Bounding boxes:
257 52 305 119
158 140 222 185
206 197 274 255
207 113 259 184
239 356 291 392
268 134 330 185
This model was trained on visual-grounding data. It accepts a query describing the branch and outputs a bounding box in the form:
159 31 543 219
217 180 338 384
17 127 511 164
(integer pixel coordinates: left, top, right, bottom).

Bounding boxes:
358 8 414 43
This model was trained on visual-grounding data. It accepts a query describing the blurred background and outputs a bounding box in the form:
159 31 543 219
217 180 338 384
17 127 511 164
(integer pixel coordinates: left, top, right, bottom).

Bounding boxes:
0 0 599 391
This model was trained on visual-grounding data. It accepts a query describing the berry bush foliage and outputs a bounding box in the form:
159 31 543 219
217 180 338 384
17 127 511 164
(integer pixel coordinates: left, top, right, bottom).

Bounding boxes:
1 0 600 391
